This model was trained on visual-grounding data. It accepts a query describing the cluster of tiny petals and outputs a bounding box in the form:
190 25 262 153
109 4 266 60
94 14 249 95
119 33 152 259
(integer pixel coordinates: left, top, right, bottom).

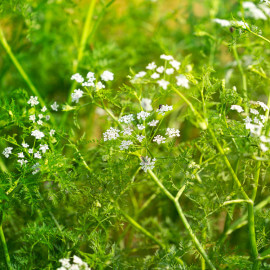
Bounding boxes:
137 124 145 130
140 156 156 172
119 114 134 124
101 70 114 81
71 89 84 103
103 127 120 141
157 79 169 90
156 105 173 115
119 140 133 150
2 147 13 158
71 73 84 83
122 127 133 136
27 96 39 107
153 135 166 144
136 135 145 142
141 98 153 111
137 111 150 120
148 120 159 126
166 128 180 138
230 105 244 113
31 130 45 140
57 255 90 270
176 74 189 88
51 101 59 111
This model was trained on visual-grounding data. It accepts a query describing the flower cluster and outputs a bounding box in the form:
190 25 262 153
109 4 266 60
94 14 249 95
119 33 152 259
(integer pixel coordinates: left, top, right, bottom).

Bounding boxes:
57 255 90 270
140 156 156 172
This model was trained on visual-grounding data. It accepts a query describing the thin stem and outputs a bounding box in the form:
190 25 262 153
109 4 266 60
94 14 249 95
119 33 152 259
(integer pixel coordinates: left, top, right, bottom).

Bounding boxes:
0 28 45 107
148 170 216 270
0 212 12 270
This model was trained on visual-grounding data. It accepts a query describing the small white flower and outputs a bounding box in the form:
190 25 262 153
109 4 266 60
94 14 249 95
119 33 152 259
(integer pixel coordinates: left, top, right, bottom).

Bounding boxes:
38 114 44 119
82 81 95 87
260 143 269 152
37 120 43 126
146 62 157 70
119 140 133 150
86 72 95 80
71 73 84 83
49 129 55 136
137 111 150 120
246 123 262 136
45 115 50 121
137 124 145 130
231 105 244 113
101 70 114 81
243 1 267 20
18 152 24 158
41 106 47 112
96 81 105 90
260 135 270 143
148 120 159 126
135 71 146 78
29 114 36 122
103 127 120 141
160 54 174 61
31 130 45 140
59 258 71 268
250 108 259 115
176 74 189 88
27 96 39 107
151 72 160 79
166 68 174 75
136 135 145 142
34 151 42 159
119 114 134 124
153 135 166 144
156 66 165 73
260 115 267 123
244 116 252 123
71 89 84 103
40 144 49 153
213 18 231 27
156 105 173 115
2 147 13 158
169 60 181 70
28 148 34 154
157 79 169 90
51 101 59 111
166 128 181 138
140 156 156 172
73 255 84 266
257 101 269 111
254 117 259 124
122 127 133 136
18 159 28 166
22 143 29 148
141 98 153 111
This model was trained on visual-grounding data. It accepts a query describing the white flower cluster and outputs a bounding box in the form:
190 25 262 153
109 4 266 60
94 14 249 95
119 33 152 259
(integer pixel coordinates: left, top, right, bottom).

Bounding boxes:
140 156 156 172
242 1 268 20
71 89 84 103
2 147 13 158
213 18 250 29
156 105 173 115
132 54 190 90
57 255 90 270
103 127 120 141
166 128 181 138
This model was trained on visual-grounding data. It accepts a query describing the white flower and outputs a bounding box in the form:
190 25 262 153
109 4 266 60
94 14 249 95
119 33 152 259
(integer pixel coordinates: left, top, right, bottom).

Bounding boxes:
27 96 39 107
49 129 55 136
51 101 59 111
243 1 267 20
246 123 262 136
31 130 45 140
34 151 42 159
260 143 269 152
119 140 133 150
156 66 164 73
166 68 174 75
135 71 146 78
137 111 150 120
40 144 49 153
101 70 114 81
169 60 181 70
71 73 84 83
250 108 259 115
18 152 24 158
96 81 105 90
122 127 133 136
41 106 47 112
37 120 43 126
29 114 36 122
137 124 145 130
146 62 157 70
32 163 40 175
160 54 174 61
28 148 34 154
213 18 231 27
148 120 159 126
103 127 120 141
233 20 250 29
151 72 160 79
140 156 156 172
73 255 84 266
141 98 153 111
176 74 189 88
260 135 270 143
82 81 95 87
119 114 134 124
257 101 269 111
156 105 173 115
45 115 50 121
22 143 29 148
254 117 259 124
18 159 28 166
71 89 84 103
260 115 267 123
244 116 252 123
86 72 95 80
153 135 166 144
231 105 244 113
38 114 44 119
59 258 71 268
157 79 169 90
2 147 13 158
136 135 145 142
166 128 180 138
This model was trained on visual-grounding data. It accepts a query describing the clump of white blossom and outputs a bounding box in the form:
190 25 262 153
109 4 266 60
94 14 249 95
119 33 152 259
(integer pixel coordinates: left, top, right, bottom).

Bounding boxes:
140 156 156 172
57 255 90 270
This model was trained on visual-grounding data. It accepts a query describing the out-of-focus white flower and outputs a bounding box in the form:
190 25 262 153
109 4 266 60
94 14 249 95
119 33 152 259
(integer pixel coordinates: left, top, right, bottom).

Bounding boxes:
141 98 153 111
51 101 59 111
137 111 150 120
160 54 174 61
166 68 174 75
156 66 165 73
119 114 134 124
231 105 244 113
166 128 180 138
176 74 189 88
169 60 181 70
27 96 39 107
71 89 84 103
122 127 133 136
250 108 259 115
156 105 173 115
119 140 133 150
137 124 145 130
148 120 159 126
135 71 146 78
71 73 84 83
151 72 160 79
136 135 145 142
146 62 157 70
103 127 120 141
157 79 169 90
2 147 13 158
40 144 49 153
153 135 166 144
213 18 231 27
140 156 156 172
101 71 114 81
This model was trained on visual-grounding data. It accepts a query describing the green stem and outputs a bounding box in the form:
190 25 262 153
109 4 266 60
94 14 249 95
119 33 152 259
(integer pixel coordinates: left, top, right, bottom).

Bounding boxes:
0 28 45 108
148 170 216 270
0 212 12 270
